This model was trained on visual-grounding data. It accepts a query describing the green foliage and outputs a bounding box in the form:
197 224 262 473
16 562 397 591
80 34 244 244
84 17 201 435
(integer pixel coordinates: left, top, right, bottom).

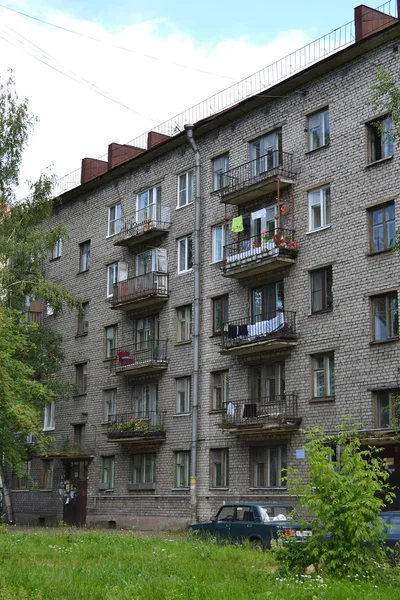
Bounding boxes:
371 68 400 144
283 426 394 577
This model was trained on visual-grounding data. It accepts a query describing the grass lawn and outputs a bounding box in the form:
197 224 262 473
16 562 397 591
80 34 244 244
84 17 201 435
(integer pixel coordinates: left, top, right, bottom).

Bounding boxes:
0 527 399 599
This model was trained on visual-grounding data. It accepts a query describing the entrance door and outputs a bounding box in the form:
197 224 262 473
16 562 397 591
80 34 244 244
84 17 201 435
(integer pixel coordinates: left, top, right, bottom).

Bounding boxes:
137 186 161 223
62 461 89 526
252 281 284 322
250 206 276 247
251 363 285 401
136 315 160 360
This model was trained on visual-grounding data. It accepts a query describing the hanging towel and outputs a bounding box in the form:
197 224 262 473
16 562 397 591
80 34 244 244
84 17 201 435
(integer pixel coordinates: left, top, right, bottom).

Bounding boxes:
232 215 244 232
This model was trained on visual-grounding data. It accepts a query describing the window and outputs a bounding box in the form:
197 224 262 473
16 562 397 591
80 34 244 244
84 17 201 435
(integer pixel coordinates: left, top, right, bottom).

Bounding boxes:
108 203 121 236
43 401 55 430
107 262 118 297
177 170 194 207
310 267 333 313
73 424 85 449
132 383 158 417
52 237 62 259
212 224 229 263
250 447 286 487
177 235 193 273
42 460 53 489
174 451 190 488
211 371 229 410
369 202 395 253
312 353 335 398
105 325 118 358
375 390 400 428
12 461 31 490
212 295 228 335
104 389 116 421
250 130 282 175
132 454 156 484
308 185 331 231
372 292 399 341
136 248 168 275
101 456 115 489
77 302 89 335
367 116 393 163
137 185 161 222
307 108 330 151
79 241 91 272
210 449 229 488
176 305 192 342
176 377 191 413
46 304 54 317
76 363 87 395
250 363 285 399
213 154 229 191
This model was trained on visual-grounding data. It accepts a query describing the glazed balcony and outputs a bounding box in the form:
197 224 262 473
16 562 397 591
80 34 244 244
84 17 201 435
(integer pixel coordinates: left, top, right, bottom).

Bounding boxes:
220 395 301 438
111 272 169 312
107 410 166 444
113 204 171 248
218 151 295 205
111 341 168 377
223 229 298 279
221 311 297 356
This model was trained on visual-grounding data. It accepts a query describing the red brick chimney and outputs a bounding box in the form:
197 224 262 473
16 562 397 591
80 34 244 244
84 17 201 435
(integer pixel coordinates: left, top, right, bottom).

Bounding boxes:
355 3 399 42
81 158 108 184
108 143 145 169
147 131 170 149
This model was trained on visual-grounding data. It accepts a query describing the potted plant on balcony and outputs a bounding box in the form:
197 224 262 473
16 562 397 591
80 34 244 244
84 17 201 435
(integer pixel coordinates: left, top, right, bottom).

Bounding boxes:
274 204 290 219
273 233 299 251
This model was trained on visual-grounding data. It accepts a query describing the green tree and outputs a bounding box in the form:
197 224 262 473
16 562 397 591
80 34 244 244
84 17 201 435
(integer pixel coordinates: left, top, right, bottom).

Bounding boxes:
283 426 394 577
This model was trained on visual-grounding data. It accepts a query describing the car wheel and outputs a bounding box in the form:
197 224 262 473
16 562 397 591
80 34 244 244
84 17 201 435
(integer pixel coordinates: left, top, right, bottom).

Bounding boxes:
252 538 264 551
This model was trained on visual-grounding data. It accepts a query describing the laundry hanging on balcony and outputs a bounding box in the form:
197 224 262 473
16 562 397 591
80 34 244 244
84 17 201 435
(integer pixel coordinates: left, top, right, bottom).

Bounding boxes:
232 215 244 232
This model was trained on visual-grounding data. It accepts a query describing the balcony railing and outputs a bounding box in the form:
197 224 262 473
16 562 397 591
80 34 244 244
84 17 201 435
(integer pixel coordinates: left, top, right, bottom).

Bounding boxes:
107 410 166 441
112 340 168 375
218 151 295 204
114 204 171 246
112 272 169 309
25 310 43 324
221 310 297 352
223 229 298 277
221 395 300 431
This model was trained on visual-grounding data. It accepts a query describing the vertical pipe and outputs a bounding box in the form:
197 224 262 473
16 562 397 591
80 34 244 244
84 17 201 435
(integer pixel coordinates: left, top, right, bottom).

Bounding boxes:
184 124 200 523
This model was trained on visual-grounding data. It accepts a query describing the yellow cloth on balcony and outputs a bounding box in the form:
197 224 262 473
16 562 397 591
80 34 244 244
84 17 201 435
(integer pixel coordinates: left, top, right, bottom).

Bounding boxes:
232 215 244 232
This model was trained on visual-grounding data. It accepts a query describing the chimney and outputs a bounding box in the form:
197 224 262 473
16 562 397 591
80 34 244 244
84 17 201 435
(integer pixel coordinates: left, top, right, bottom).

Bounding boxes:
355 3 399 42
108 143 145 169
147 131 170 149
81 158 108 185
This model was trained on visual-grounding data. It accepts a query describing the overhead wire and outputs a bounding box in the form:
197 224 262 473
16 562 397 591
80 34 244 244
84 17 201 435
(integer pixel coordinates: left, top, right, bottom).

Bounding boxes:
0 3 236 81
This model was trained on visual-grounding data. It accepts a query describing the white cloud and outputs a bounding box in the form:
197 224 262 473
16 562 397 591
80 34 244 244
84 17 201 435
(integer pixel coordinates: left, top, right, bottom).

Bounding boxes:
0 4 310 197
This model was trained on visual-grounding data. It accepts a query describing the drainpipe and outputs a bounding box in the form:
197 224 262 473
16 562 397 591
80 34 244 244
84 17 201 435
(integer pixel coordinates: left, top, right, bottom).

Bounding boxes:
184 124 200 523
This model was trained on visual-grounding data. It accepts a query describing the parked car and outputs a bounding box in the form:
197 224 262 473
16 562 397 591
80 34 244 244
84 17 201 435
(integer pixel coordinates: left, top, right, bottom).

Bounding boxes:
380 511 400 549
189 502 312 549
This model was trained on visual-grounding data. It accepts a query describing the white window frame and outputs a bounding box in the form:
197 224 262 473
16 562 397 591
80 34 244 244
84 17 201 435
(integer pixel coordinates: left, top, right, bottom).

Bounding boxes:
174 451 190 488
136 185 161 223
46 304 54 317
176 305 192 342
312 353 335 398
212 223 229 263
367 116 394 163
210 448 229 488
105 325 118 358
102 456 115 489
104 389 117 421
213 154 229 191
212 371 229 411
177 170 194 208
43 401 55 431
108 203 121 237
177 235 193 273
107 262 119 298
251 446 286 488
52 237 62 259
307 108 330 151
308 185 331 232
176 377 191 413
132 453 156 484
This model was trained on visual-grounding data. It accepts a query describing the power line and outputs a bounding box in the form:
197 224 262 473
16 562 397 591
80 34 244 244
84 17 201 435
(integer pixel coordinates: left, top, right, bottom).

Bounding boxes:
0 3 236 81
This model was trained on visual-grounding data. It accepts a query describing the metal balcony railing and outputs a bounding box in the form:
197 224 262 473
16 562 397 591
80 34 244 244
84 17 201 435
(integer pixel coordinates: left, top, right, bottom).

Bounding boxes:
112 272 169 305
25 310 43 324
222 394 299 427
107 410 166 438
112 340 168 371
222 310 296 349
118 204 171 239
218 151 295 199
224 229 298 265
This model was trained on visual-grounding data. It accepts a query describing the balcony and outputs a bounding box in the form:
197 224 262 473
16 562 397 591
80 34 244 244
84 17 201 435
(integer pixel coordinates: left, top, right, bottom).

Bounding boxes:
113 204 171 248
111 272 169 312
218 152 295 205
221 311 297 356
223 230 298 279
220 395 301 439
112 341 168 377
25 310 43 324
107 411 166 444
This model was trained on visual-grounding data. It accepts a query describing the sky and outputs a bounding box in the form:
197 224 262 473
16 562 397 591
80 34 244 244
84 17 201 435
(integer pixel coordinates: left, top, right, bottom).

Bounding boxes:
0 0 381 197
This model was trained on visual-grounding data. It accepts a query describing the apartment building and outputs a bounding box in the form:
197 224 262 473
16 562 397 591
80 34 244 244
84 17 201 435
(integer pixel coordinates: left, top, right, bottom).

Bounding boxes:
10 3 400 528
